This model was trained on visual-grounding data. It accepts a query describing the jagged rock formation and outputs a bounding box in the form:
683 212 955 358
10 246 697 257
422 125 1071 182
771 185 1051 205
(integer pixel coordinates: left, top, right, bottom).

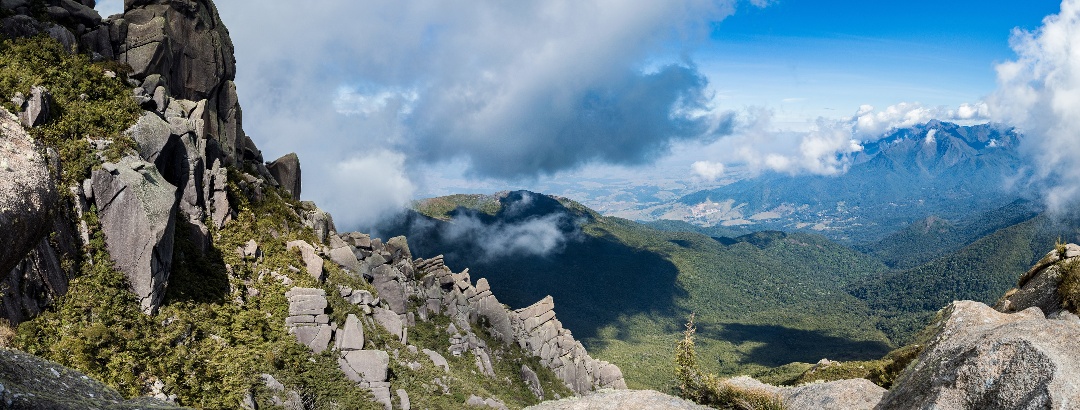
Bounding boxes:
410 254 626 394
0 347 182 409
267 152 301 200
119 0 252 165
877 301 1080 409
90 155 178 314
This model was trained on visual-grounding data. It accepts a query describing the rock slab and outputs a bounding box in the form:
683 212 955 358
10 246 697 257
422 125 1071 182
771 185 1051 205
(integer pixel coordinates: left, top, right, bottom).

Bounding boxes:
0 108 57 277
878 300 1080 410
91 155 178 314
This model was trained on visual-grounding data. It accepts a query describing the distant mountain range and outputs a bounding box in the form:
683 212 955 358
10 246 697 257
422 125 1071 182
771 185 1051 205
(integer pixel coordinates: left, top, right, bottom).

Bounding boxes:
613 121 1026 243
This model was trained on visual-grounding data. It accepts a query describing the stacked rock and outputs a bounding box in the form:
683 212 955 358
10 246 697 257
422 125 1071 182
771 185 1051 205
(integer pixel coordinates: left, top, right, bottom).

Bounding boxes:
511 296 626 393
284 288 333 353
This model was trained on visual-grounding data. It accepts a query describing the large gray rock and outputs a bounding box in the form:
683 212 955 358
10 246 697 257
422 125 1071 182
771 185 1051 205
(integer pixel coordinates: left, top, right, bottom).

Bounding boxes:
878 300 1080 409
373 307 404 342
329 245 361 274
267 152 301 200
334 313 364 351
286 240 324 281
521 364 544 400
995 243 1080 317
91 156 178 314
17 86 52 128
341 350 390 382
119 0 246 164
371 265 406 314
0 347 183 409
525 390 708 410
0 108 57 277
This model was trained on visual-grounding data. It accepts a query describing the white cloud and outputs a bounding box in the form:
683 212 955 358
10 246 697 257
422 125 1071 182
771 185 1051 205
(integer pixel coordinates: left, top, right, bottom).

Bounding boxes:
214 1 744 227
324 151 416 229
692 160 726 180
924 128 937 146
701 108 862 176
988 0 1080 211
851 102 990 139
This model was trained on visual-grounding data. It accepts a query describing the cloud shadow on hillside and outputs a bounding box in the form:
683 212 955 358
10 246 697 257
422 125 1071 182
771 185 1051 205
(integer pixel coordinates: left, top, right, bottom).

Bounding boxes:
698 322 893 367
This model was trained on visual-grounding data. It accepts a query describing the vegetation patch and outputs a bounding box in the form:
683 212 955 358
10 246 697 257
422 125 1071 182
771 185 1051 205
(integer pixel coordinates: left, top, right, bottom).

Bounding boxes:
0 35 140 188
1058 258 1080 313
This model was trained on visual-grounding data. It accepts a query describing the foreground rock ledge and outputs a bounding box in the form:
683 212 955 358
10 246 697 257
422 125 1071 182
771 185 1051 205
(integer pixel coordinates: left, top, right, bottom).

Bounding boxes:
878 300 1080 409
525 389 708 410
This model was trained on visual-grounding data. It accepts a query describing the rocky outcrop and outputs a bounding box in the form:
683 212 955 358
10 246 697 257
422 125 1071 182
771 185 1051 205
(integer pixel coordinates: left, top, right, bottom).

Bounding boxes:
13 86 52 128
285 287 333 353
877 300 1080 409
0 108 57 278
524 389 709 410
995 243 1080 317
411 254 626 394
118 0 253 165
0 347 183 409
723 376 883 410
268 152 301 200
90 155 178 314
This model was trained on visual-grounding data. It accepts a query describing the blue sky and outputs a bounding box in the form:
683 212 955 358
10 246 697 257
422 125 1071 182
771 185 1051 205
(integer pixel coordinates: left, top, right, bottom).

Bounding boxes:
700 0 1060 126
98 1 1074 227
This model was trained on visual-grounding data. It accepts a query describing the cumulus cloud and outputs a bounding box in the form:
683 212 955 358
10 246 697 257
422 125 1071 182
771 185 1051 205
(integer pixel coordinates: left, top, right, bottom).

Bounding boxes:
987 0 1080 211
851 102 989 139
705 108 862 176
692 160 726 180
323 151 416 228
211 1 745 229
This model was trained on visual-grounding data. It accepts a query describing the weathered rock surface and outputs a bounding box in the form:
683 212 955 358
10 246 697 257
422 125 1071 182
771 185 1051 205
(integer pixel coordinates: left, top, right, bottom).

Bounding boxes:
267 152 301 200
525 389 709 410
286 240 324 281
995 243 1080 317
119 0 252 164
0 108 57 277
522 364 545 400
284 287 333 353
877 300 1080 410
341 350 390 383
0 347 183 409
16 86 52 128
0 209 78 325
91 155 178 314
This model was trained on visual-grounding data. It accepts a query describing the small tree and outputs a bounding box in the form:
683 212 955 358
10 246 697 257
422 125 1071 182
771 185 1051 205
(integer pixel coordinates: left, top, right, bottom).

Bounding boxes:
674 314 786 410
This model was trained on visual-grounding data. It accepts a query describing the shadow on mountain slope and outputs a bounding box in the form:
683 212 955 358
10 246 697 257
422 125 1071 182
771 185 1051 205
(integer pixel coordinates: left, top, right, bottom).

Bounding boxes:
700 322 893 367
376 191 682 343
